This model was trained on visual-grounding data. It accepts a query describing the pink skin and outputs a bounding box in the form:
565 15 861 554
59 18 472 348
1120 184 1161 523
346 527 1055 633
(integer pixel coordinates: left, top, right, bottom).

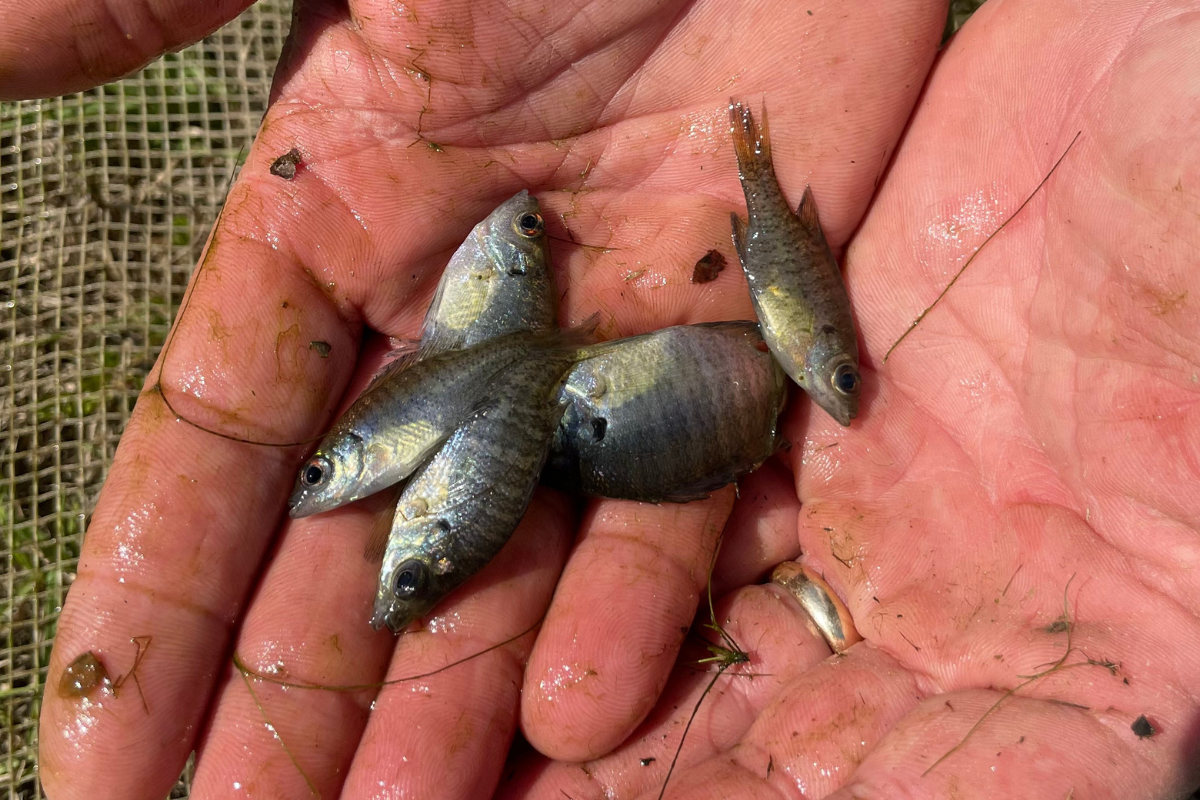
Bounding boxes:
14 0 1199 796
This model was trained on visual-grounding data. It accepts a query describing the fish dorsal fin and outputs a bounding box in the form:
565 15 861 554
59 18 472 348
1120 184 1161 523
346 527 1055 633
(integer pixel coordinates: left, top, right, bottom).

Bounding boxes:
363 341 421 394
361 483 405 563
796 185 822 231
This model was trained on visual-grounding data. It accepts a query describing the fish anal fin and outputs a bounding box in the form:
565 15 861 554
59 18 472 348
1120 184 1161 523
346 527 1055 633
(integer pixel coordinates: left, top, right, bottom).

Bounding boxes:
796 184 822 231
364 342 421 393
730 213 748 263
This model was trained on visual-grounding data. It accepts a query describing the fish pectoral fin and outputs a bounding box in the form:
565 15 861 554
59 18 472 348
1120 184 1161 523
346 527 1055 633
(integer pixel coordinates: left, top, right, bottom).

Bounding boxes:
362 483 406 563
417 323 468 358
363 341 422 393
730 212 749 263
692 320 763 342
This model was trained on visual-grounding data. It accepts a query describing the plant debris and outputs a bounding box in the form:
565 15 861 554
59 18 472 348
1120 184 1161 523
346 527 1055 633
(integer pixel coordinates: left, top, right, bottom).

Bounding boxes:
884 131 1082 362
269 148 303 180
691 250 726 284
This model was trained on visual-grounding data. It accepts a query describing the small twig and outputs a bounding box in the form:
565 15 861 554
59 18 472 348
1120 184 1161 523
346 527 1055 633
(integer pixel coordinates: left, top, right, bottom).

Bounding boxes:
656 538 751 799
233 616 543 692
111 636 152 715
923 574 1118 776
884 131 1082 362
238 667 318 796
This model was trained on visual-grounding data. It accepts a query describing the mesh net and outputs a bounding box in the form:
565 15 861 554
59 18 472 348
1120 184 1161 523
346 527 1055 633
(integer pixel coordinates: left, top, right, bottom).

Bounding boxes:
0 3 292 796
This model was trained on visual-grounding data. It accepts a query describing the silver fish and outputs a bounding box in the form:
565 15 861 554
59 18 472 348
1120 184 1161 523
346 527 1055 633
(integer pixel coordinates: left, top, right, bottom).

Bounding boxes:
420 190 557 351
544 322 787 503
371 353 576 632
289 328 587 518
729 100 861 426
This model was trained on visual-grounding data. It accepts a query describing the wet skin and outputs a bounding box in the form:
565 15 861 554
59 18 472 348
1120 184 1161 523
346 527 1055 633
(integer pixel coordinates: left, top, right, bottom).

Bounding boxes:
14 0 1200 798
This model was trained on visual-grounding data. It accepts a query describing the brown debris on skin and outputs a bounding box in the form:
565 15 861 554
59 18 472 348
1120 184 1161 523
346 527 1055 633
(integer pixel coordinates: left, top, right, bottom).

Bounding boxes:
691 249 726 284
59 652 110 698
309 340 332 358
270 148 303 180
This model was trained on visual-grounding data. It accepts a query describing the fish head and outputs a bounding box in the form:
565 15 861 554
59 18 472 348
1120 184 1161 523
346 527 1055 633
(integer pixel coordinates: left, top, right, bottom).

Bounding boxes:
370 516 455 634
421 191 556 349
480 189 548 279
804 328 861 427
287 431 367 518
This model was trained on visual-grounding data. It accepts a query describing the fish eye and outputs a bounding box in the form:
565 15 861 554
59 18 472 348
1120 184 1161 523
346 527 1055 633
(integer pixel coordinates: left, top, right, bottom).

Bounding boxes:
300 456 332 488
391 559 428 599
515 212 544 238
832 364 860 396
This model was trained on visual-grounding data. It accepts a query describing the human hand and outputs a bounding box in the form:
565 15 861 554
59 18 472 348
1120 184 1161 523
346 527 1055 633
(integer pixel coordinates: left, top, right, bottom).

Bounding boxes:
28 0 1198 799
500 1 1200 797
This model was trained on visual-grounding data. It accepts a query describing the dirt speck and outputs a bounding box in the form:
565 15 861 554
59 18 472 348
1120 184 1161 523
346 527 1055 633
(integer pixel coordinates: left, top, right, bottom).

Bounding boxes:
691 249 727 284
59 652 110 698
270 148 303 180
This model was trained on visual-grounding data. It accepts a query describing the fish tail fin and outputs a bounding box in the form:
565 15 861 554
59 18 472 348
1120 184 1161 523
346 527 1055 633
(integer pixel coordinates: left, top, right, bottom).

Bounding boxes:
729 98 773 181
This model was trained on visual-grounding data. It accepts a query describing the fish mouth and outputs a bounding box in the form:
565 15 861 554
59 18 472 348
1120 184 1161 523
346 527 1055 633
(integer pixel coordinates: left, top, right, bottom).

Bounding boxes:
287 486 313 519
371 597 417 634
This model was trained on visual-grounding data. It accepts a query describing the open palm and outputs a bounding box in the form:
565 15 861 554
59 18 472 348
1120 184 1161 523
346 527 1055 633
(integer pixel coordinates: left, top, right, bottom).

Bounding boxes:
22 0 1199 796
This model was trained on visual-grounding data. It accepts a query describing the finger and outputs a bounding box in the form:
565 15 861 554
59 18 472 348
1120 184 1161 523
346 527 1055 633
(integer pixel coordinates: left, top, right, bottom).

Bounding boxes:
37 167 361 799
179 338 399 798
646 644 924 799
0 0 255 100
186 488 399 799
338 491 576 800
712 457 801 596
521 490 734 761
498 582 831 800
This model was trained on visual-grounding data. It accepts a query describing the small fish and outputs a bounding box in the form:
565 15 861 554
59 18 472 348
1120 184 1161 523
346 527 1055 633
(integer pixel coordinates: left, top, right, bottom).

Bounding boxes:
371 352 576 632
545 322 786 503
728 100 861 426
420 190 557 352
289 328 589 518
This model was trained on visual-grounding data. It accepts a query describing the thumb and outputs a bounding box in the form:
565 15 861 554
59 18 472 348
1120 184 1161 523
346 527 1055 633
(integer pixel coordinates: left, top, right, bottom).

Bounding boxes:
0 0 257 99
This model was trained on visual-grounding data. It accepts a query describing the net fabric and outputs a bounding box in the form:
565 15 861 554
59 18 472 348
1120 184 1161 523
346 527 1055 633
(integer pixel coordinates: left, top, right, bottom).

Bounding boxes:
0 3 291 796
